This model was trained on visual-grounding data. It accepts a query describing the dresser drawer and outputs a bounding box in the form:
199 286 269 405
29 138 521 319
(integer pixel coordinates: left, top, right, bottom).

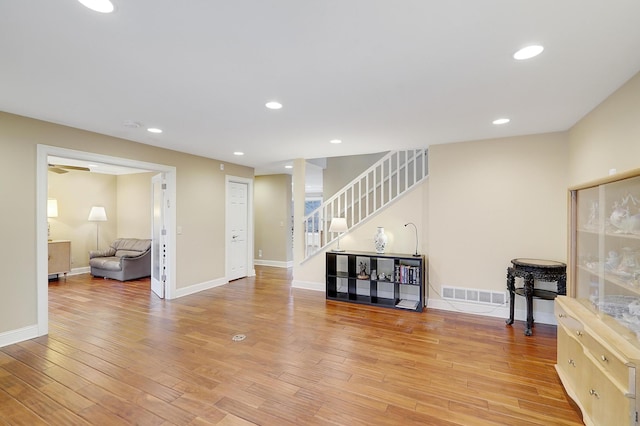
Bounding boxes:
556 302 585 337
584 355 635 426
582 332 634 395
557 325 587 399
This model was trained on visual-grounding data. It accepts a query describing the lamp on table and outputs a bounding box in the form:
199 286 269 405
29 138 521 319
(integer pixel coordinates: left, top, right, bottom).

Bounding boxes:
329 217 348 252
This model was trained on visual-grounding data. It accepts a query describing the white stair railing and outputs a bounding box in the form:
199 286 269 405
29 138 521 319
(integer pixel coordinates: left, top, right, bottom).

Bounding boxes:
303 149 428 260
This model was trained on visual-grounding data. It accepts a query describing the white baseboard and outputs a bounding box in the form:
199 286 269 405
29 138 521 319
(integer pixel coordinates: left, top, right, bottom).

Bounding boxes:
47 266 90 280
174 277 229 298
290 283 557 325
0 325 39 349
70 266 90 275
292 280 324 291
254 259 293 268
426 298 557 325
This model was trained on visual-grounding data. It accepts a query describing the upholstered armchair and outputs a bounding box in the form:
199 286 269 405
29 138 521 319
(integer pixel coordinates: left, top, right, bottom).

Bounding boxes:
89 238 152 281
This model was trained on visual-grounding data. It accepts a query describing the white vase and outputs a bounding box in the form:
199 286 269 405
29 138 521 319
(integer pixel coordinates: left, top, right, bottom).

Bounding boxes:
374 227 388 254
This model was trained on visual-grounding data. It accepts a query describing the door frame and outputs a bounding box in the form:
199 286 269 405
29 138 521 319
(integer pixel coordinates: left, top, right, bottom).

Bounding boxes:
36 144 177 336
151 173 168 299
225 175 255 280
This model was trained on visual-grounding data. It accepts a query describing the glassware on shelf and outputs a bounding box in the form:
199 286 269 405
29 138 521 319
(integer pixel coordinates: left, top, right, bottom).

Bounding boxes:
605 250 620 271
615 247 639 281
585 200 599 230
609 193 640 234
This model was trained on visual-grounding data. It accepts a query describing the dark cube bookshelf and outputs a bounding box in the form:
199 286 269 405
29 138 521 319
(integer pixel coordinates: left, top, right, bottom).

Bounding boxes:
326 251 426 312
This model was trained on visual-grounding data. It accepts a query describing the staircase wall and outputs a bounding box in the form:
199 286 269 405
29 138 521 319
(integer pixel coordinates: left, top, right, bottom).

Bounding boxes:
293 178 428 291
293 132 569 326
322 152 387 200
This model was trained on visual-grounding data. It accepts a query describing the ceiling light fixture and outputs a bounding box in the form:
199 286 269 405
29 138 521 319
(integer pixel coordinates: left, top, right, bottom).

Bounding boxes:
147 128 163 134
265 101 283 110
513 45 544 60
330 139 342 144
234 151 244 156
284 165 293 169
123 120 141 129
493 118 510 125
77 0 114 13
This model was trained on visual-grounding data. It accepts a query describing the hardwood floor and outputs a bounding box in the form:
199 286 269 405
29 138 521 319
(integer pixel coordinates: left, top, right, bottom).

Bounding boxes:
0 267 582 425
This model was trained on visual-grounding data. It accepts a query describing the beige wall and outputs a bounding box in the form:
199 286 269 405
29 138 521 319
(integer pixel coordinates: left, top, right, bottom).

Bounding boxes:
323 152 387 199
116 173 154 240
569 72 640 185
48 170 118 268
1 126 38 332
254 174 293 264
0 111 253 336
428 133 569 302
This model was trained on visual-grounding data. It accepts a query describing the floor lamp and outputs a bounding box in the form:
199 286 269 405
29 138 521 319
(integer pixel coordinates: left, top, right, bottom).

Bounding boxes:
88 206 107 250
47 199 58 241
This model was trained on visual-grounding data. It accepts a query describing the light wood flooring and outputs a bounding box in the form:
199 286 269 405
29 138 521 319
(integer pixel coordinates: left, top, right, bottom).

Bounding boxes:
0 267 583 425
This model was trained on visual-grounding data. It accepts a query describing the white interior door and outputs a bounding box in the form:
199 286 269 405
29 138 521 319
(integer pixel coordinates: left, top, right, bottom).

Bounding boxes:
228 181 248 281
151 173 166 298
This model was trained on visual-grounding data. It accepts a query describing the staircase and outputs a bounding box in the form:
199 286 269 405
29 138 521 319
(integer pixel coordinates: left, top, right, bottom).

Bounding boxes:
303 149 428 260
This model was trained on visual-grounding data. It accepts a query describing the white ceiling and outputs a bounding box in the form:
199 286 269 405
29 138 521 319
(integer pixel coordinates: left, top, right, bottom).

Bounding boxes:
2 1 640 176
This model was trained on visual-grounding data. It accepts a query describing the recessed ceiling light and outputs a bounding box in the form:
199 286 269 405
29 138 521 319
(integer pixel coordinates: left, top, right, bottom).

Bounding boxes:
493 118 510 125
123 120 141 129
77 0 114 13
147 128 163 134
234 151 244 156
513 45 544 60
284 165 293 169
330 139 342 144
265 101 283 110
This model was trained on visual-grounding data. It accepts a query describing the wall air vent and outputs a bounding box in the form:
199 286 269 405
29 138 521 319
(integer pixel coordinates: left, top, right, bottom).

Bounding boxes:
441 286 506 306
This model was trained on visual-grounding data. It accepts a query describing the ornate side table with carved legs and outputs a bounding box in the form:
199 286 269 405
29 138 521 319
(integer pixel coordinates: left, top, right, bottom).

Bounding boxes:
506 258 566 336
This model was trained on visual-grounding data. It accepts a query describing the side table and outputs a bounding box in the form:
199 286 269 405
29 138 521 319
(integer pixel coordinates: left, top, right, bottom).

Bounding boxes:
48 240 71 280
505 258 566 336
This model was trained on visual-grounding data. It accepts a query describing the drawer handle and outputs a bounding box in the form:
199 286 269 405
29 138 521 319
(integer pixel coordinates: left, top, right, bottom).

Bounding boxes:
589 389 600 399
568 359 575 366
601 355 608 362
558 313 566 318
576 331 583 337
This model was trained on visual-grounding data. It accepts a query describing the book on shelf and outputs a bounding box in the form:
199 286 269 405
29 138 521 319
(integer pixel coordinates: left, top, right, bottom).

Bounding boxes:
394 264 421 284
395 299 419 310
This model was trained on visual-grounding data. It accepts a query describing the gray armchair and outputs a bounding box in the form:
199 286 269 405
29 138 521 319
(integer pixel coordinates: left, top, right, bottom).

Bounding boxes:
89 238 152 281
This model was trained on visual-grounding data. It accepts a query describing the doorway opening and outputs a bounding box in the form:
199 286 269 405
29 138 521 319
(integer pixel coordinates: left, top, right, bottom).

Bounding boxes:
36 144 176 337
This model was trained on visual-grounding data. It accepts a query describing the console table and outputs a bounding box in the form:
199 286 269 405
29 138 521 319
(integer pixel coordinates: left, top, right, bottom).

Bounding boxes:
505 258 566 336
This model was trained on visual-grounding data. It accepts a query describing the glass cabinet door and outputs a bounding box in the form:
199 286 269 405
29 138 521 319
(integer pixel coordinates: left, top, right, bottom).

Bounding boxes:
571 173 640 344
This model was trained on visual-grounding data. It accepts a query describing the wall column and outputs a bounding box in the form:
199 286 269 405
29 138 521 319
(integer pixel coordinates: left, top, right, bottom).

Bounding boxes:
292 158 306 278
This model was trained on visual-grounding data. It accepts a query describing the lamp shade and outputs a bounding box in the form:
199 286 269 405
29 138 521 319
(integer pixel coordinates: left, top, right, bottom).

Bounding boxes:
88 206 107 222
329 217 348 233
47 199 59 218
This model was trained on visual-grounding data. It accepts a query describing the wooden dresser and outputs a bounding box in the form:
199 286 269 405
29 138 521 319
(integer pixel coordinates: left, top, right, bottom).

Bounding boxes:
48 240 71 278
556 296 638 425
